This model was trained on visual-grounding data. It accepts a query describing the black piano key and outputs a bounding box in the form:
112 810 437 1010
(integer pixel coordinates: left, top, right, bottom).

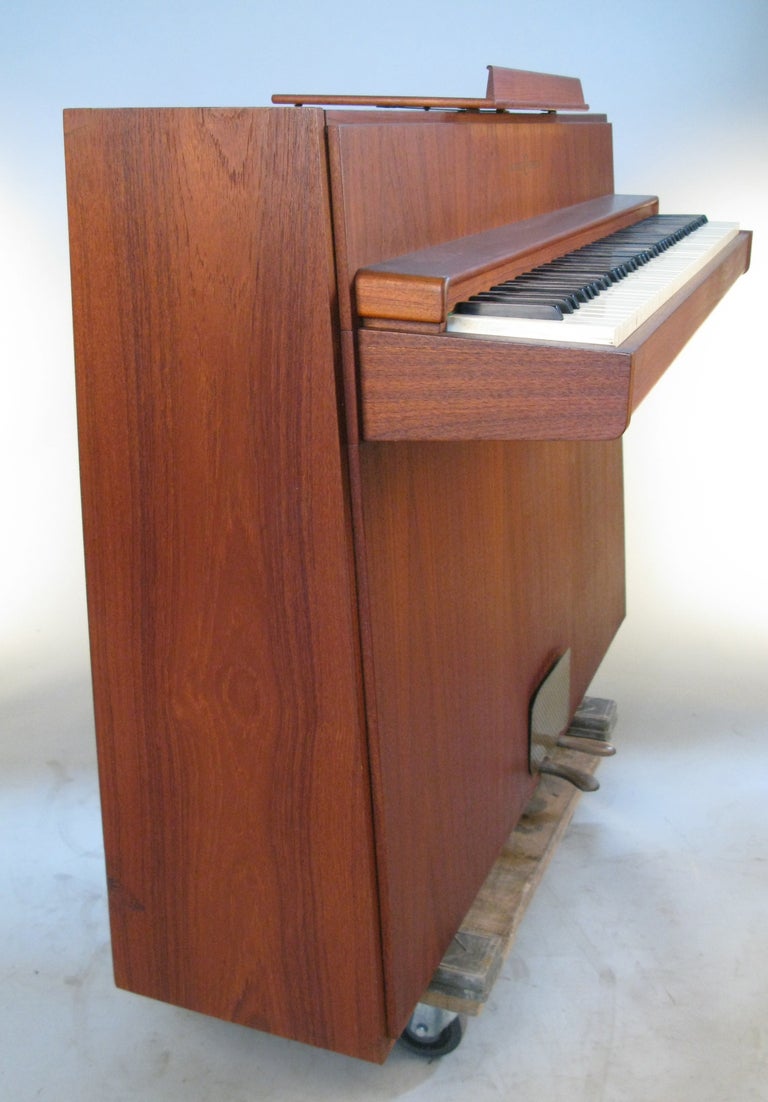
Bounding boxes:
512 266 606 285
495 275 597 301
535 262 615 283
450 214 711 326
470 289 575 310
524 272 607 296
489 284 582 309
454 300 564 320
474 291 577 313
569 249 644 270
535 268 618 288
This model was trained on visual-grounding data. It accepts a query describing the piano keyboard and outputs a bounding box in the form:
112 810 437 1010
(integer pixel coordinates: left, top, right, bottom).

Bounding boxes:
447 215 740 347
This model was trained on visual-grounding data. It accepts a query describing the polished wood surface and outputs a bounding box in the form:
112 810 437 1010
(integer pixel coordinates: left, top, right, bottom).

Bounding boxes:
274 92 523 110
273 65 589 112
357 230 752 441
355 195 659 325
485 65 588 110
326 112 614 331
359 329 631 440
317 106 627 1033
358 438 625 1028
64 75 751 1062
65 107 390 1062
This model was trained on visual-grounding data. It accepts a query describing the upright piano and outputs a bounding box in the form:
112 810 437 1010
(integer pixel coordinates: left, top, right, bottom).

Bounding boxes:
64 67 752 1062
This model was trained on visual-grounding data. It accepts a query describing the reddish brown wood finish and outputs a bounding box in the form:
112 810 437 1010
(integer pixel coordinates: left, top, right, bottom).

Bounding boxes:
485 66 588 110
356 231 752 441
273 92 523 110
272 65 588 112
358 330 631 440
326 113 615 331
325 109 605 127
64 107 390 1062
355 195 659 324
64 93 750 1063
320 107 627 1035
358 438 625 1029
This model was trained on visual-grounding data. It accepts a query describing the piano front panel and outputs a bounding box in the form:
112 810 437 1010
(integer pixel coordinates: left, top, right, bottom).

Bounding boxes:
326 107 626 1036
359 436 626 1031
326 112 615 331
344 104 749 1039
359 326 632 441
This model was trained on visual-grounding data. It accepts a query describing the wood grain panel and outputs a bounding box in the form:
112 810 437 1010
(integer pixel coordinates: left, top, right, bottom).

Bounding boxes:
358 329 631 441
358 438 625 1031
65 107 390 1061
327 115 615 330
325 106 623 1035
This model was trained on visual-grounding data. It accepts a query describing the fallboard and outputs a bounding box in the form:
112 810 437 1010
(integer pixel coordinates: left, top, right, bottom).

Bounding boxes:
325 111 615 333
355 194 659 326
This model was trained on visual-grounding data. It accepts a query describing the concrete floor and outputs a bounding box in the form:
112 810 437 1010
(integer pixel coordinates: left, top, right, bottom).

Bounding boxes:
2 621 766 1102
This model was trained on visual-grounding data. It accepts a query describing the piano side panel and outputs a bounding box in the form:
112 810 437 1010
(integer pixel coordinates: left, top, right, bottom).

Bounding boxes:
327 113 615 331
65 107 390 1061
358 438 626 1033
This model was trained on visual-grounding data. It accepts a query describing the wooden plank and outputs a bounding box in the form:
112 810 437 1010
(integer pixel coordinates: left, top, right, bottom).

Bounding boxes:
275 93 515 109
421 710 613 1015
64 107 391 1062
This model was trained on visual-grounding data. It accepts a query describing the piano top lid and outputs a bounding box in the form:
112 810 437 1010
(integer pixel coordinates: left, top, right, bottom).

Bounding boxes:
272 66 589 112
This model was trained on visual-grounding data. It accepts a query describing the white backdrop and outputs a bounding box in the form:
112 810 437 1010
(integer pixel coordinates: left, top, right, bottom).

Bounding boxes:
2 0 766 710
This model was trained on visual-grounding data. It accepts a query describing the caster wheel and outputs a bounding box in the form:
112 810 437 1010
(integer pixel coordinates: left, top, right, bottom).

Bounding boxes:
400 1004 465 1057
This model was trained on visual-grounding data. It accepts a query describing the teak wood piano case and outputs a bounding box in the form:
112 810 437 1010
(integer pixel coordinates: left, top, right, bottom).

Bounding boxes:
63 70 751 1062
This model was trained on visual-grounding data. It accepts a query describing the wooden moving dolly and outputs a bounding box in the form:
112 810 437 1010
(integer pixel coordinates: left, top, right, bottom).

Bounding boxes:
403 697 617 1055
